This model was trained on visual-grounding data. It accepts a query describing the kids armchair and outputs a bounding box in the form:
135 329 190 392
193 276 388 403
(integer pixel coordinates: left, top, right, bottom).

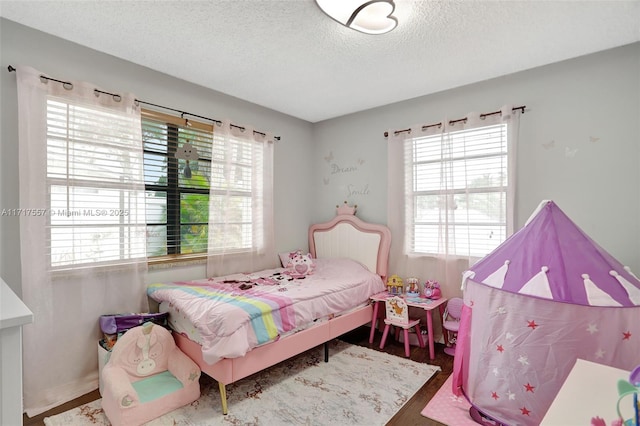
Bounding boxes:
101 322 201 426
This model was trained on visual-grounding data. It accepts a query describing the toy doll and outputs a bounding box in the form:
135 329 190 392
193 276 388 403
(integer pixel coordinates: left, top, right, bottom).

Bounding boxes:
424 280 441 300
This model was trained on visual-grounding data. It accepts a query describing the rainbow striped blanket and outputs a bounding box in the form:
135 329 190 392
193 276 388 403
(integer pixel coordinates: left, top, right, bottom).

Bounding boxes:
149 277 295 340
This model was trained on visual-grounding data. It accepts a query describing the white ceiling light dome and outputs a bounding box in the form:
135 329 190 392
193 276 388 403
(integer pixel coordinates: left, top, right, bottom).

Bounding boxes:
315 0 398 35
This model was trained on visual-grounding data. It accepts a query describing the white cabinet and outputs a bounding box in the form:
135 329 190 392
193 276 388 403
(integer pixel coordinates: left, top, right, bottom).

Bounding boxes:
1 278 33 426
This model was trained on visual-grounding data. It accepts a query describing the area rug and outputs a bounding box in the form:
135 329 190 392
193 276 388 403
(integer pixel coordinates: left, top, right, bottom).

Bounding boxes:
421 374 476 425
45 339 439 425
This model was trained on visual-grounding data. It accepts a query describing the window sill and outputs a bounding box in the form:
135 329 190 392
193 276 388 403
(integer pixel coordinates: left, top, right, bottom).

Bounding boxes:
48 255 206 277
147 254 207 270
407 252 484 262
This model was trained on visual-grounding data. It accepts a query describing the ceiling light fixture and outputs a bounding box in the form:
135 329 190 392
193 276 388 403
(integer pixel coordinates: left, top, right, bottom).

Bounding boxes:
315 0 398 35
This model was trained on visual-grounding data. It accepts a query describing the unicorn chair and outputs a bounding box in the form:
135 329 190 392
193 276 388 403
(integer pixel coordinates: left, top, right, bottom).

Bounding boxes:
101 322 201 426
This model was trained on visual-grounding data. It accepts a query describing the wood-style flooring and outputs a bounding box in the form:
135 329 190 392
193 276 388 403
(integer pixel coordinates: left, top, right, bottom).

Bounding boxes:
24 325 452 426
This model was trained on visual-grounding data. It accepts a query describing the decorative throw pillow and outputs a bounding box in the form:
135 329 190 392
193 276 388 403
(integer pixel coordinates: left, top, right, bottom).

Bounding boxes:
283 250 315 277
279 250 300 268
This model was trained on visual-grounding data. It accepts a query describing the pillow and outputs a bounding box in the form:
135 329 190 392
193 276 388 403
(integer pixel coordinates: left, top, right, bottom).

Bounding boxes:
280 249 315 277
279 250 300 267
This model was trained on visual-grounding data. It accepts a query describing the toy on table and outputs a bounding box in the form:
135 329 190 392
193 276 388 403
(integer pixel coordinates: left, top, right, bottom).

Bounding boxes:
591 365 640 426
423 280 441 300
405 277 420 297
387 274 404 295
617 365 640 426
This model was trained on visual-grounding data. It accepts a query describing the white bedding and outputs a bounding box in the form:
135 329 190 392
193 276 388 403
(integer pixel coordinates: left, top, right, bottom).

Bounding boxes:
147 258 384 364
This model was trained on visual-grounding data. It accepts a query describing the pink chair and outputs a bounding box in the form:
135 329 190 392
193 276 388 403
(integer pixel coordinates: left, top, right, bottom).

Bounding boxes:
442 297 464 356
379 296 425 357
101 322 201 426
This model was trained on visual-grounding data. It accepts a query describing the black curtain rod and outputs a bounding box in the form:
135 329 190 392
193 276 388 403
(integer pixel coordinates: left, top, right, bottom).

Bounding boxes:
7 65 280 141
384 105 526 138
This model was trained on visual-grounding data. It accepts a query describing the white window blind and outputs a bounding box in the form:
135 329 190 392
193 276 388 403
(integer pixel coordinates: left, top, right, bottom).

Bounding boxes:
208 134 264 253
47 97 147 268
406 123 509 258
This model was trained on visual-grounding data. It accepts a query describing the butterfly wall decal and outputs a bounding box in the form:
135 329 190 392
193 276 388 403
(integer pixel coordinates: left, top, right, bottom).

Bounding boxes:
542 140 556 150
565 147 578 158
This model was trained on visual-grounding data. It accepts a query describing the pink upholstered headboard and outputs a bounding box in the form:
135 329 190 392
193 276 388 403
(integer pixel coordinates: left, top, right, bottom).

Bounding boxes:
308 213 391 281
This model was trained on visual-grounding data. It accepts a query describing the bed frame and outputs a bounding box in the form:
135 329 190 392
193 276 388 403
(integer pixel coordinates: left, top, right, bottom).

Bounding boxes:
173 210 391 415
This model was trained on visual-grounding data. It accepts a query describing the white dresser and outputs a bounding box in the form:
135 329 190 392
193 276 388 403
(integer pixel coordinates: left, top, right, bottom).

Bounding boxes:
1 278 33 426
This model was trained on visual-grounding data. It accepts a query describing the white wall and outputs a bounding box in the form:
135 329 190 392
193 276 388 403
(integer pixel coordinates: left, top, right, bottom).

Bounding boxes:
0 18 315 294
312 43 640 274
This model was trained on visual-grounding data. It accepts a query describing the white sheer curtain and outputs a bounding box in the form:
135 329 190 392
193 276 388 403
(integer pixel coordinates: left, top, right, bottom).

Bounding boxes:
387 106 520 300
16 66 149 416
206 120 275 277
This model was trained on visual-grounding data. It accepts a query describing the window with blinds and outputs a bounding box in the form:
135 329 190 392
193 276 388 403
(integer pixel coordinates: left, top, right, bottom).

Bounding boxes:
142 110 212 258
46 101 264 267
142 110 263 260
47 98 147 269
407 123 508 258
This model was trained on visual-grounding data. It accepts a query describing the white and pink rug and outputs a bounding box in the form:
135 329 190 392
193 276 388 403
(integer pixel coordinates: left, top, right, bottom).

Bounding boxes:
45 340 439 426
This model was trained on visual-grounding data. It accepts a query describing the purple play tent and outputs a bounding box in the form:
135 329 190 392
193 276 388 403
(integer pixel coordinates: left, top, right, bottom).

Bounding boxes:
452 200 640 425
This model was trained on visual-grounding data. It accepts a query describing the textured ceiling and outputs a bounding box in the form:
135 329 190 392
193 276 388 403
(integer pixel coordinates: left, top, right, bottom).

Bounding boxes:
1 0 639 123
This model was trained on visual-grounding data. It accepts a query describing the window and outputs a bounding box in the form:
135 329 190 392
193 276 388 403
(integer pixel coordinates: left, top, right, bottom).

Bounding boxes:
406 123 509 258
142 110 212 258
46 101 270 267
47 97 147 269
142 110 270 261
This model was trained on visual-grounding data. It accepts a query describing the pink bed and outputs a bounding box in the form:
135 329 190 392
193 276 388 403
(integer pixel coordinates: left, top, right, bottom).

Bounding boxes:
147 211 391 414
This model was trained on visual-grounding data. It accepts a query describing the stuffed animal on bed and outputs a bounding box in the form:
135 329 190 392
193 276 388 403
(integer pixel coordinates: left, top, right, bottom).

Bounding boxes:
285 250 315 278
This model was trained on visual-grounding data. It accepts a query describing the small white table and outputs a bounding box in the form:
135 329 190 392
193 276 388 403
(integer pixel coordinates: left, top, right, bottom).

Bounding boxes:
541 358 632 425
